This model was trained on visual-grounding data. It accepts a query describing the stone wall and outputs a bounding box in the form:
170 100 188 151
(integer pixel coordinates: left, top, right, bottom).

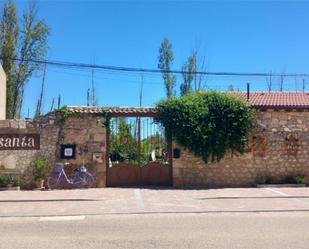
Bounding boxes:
2 108 309 189
0 113 107 189
58 115 107 187
0 114 61 188
173 109 309 187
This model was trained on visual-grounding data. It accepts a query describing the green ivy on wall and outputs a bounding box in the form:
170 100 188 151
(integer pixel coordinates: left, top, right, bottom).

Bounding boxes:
100 108 111 128
56 106 81 121
155 91 254 163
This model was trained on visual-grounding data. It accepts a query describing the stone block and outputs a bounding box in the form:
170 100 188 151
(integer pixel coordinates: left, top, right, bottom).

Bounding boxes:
173 169 181 178
87 142 102 153
9 120 19 129
2 155 17 169
18 120 26 129
0 120 10 128
93 133 105 142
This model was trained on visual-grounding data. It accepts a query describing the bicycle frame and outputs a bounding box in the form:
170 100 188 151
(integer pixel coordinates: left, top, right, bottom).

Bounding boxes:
48 163 95 189
57 168 73 184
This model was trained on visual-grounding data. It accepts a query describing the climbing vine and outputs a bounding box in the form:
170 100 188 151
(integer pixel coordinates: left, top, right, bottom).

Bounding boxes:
100 108 111 128
155 91 254 163
56 106 81 121
56 106 111 125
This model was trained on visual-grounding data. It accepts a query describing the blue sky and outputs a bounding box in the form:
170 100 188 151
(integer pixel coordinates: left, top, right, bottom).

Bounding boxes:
11 0 309 117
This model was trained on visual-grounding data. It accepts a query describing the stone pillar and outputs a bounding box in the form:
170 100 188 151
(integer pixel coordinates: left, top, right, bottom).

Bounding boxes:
96 131 107 188
0 65 6 120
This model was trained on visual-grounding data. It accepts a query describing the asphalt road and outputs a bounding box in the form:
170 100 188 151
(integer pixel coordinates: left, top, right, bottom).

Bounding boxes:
1 212 309 249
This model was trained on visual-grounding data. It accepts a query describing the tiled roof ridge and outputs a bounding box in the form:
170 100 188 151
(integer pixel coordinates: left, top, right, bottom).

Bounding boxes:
66 106 159 115
232 91 309 93
68 105 156 109
233 92 309 108
66 92 309 113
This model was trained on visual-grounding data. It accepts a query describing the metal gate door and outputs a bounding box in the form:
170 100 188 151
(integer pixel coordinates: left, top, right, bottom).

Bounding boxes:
106 116 172 187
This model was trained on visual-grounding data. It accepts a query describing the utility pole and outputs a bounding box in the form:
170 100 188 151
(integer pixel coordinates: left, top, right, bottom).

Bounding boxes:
139 74 144 107
246 82 250 101
279 70 285 92
57 94 61 109
87 88 90 106
136 74 144 165
50 97 55 112
91 68 95 105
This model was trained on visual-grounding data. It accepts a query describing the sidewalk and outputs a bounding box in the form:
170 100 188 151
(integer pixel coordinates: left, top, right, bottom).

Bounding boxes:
1 187 309 217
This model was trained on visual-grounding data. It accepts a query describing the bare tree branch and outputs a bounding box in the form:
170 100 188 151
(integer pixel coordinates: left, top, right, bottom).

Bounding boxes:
266 70 273 92
279 70 285 92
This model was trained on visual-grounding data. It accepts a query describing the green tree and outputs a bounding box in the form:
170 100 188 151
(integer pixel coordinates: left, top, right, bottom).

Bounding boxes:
158 37 176 97
109 118 138 163
0 0 49 119
155 91 253 163
180 52 197 96
181 49 208 95
227 84 235 92
0 0 18 119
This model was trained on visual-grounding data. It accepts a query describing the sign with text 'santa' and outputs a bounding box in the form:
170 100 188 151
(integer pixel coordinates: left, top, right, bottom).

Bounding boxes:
0 134 40 150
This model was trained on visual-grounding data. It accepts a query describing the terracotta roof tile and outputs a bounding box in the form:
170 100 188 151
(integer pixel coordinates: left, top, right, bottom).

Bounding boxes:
67 92 309 115
234 92 309 109
67 106 159 115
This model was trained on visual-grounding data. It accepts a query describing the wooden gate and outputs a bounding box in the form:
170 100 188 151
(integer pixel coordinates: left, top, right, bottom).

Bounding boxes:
106 115 172 187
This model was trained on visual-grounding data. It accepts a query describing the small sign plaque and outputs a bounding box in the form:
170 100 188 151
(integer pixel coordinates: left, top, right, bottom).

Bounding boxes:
60 144 76 159
0 134 40 150
64 148 73 157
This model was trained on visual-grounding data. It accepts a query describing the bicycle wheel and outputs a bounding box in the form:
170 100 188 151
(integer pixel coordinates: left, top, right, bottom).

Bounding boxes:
74 172 95 188
47 173 65 190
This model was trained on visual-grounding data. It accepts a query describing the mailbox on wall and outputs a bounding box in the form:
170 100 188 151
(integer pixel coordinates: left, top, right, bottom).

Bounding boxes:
173 148 181 159
60 144 76 159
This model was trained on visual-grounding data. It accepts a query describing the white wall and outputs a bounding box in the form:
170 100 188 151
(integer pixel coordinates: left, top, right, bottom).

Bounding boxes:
0 65 6 120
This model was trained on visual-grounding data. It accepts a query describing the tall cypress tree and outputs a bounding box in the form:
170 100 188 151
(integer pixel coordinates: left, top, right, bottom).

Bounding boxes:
0 0 19 119
180 52 197 96
158 37 176 97
0 0 49 118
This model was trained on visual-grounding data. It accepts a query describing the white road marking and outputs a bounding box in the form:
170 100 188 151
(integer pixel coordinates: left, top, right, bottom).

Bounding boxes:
265 188 290 196
265 188 309 208
134 189 145 212
39 215 85 222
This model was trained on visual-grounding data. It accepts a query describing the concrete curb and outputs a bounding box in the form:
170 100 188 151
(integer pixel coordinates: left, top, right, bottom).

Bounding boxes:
2 209 309 218
256 184 306 188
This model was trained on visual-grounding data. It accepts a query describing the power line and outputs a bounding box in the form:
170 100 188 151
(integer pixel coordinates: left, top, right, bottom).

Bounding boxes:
2 57 309 78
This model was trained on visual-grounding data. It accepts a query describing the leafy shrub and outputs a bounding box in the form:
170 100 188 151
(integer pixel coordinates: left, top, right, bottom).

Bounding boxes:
155 91 254 163
256 176 273 185
294 175 305 184
0 174 9 187
0 174 20 187
10 175 20 186
34 158 47 180
284 175 305 184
